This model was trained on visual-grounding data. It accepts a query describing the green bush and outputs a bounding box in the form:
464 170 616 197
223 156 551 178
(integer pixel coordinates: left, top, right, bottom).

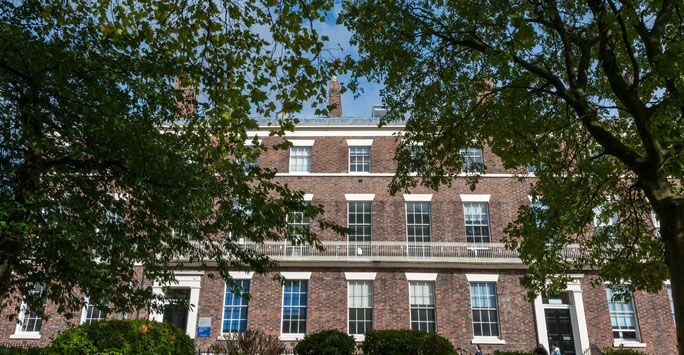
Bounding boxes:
294 329 356 355
602 348 647 355
48 319 194 355
361 329 457 355
209 329 286 355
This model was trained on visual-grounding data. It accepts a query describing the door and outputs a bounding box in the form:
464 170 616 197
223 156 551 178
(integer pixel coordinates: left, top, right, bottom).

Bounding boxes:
545 308 576 355
162 288 190 332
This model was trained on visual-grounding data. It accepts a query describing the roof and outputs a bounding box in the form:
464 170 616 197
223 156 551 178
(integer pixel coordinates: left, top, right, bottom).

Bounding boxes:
253 117 406 127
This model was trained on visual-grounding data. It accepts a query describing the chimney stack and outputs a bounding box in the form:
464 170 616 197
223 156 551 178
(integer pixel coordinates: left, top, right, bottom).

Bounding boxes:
328 76 341 118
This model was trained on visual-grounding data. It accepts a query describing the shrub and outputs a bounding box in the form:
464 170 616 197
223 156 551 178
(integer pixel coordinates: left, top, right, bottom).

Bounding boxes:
361 329 457 355
208 329 286 355
48 319 194 355
294 329 356 355
602 348 648 355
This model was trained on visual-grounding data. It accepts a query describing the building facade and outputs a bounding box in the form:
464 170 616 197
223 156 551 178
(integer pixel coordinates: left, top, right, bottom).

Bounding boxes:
0 88 677 354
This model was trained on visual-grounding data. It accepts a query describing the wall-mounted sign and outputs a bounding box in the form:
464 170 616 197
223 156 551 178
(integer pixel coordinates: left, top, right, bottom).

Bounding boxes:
197 317 211 337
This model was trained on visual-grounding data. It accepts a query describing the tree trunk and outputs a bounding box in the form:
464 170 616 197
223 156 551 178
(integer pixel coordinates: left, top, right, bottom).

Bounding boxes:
0 259 13 307
656 198 684 354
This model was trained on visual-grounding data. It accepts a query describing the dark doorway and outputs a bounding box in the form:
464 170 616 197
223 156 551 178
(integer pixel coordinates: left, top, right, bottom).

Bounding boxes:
545 308 576 355
162 288 190 333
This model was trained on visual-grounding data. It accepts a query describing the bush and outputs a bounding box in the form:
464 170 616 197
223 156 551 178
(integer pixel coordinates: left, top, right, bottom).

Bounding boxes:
361 329 457 355
48 319 194 355
602 348 647 355
294 329 356 355
209 329 286 355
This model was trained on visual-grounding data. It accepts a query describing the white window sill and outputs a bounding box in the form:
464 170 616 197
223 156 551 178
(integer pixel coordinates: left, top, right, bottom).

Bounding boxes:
351 334 365 342
10 332 41 339
280 333 306 341
217 333 243 340
287 172 311 175
613 340 646 348
471 337 506 345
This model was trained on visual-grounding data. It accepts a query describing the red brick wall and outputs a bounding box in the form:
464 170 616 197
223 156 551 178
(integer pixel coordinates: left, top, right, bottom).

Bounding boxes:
259 136 520 175
273 175 532 244
0 268 676 353
0 132 676 354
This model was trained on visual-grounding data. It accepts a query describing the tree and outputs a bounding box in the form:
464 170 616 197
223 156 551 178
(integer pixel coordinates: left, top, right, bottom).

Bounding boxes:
0 0 341 319
340 0 684 350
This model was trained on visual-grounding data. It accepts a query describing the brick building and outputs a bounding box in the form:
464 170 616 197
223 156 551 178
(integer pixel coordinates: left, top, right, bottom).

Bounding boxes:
0 80 677 354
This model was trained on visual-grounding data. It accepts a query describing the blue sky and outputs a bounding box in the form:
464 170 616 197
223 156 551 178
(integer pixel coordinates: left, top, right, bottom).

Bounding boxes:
297 3 383 118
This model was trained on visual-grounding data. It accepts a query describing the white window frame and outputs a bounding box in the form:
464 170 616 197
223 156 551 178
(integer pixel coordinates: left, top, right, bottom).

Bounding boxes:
347 201 373 244
289 146 312 173
286 209 311 256
463 202 492 244
280 279 309 341
348 146 371 173
606 287 644 347
460 147 484 172
408 281 436 333
80 298 107 325
469 281 502 343
11 285 45 339
221 279 251 335
406 201 432 257
348 280 373 339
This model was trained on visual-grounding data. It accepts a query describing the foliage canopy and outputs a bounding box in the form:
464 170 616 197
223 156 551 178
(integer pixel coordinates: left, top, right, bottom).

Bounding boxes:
341 0 684 344
0 0 340 318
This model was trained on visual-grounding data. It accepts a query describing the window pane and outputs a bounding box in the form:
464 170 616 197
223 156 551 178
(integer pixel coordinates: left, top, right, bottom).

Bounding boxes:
282 281 308 334
348 202 372 243
460 148 483 171
606 287 640 341
407 202 432 257
464 203 491 243
18 284 46 333
409 281 435 333
349 147 371 172
290 147 312 173
348 281 373 335
83 304 107 325
223 280 250 333
469 282 500 338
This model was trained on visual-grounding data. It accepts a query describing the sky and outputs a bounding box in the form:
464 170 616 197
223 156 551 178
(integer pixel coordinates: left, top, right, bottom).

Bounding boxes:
297 3 383 118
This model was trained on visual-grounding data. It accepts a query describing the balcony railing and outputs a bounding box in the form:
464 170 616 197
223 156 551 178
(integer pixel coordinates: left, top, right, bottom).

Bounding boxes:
236 241 584 264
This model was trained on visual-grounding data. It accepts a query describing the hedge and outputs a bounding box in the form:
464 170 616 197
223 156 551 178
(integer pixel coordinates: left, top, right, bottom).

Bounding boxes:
48 319 194 354
361 329 457 355
294 329 356 355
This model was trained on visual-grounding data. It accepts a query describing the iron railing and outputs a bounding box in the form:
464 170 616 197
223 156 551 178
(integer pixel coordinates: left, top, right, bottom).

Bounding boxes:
235 241 585 264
